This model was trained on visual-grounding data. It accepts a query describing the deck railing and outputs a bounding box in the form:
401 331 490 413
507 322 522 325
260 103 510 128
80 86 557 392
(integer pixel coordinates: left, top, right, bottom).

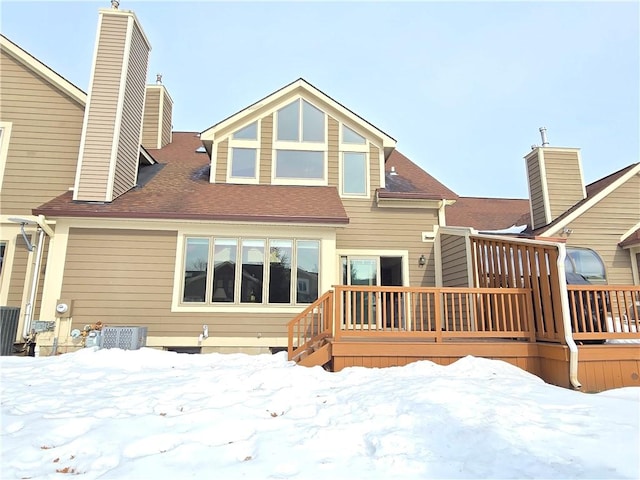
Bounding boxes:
287 290 333 360
567 285 640 343
333 285 536 342
470 236 566 343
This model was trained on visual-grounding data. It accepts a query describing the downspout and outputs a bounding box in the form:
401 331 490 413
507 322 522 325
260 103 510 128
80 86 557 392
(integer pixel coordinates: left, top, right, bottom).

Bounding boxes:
22 227 46 338
556 243 582 390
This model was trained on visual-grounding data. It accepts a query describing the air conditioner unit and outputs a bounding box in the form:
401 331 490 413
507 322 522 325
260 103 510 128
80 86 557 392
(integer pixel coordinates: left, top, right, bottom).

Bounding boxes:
100 326 147 350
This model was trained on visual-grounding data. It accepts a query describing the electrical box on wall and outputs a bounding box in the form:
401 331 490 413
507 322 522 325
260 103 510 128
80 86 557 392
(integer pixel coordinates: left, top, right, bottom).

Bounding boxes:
54 299 74 318
422 231 435 242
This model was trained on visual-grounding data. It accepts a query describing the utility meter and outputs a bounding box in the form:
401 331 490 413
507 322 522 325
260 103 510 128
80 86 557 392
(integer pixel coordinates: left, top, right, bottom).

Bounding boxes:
54 299 74 318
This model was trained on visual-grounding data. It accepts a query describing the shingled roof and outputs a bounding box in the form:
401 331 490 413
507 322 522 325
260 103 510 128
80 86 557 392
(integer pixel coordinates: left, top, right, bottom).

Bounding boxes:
35 132 349 224
445 197 530 230
378 150 458 200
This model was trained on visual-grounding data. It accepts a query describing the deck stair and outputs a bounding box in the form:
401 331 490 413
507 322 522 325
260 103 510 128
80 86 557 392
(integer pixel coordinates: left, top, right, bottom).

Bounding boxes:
287 291 334 368
293 334 332 367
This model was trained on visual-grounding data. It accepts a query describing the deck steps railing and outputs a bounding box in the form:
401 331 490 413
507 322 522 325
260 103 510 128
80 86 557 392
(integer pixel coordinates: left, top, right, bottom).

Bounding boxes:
287 290 333 361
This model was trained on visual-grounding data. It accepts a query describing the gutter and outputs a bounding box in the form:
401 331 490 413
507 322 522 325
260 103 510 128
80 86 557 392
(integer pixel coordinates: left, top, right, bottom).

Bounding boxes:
556 243 582 390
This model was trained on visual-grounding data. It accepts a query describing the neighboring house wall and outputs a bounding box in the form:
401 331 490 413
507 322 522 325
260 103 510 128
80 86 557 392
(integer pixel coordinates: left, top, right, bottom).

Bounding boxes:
544 174 640 285
0 49 84 214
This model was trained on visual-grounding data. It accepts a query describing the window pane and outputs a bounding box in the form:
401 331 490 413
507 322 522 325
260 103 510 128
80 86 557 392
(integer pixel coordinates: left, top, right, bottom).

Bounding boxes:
241 239 264 303
343 152 367 195
277 100 299 141
213 239 237 302
342 125 366 144
275 150 324 179
0 241 6 277
183 238 209 303
297 240 319 303
232 121 258 140
231 148 257 178
269 240 292 304
302 100 325 142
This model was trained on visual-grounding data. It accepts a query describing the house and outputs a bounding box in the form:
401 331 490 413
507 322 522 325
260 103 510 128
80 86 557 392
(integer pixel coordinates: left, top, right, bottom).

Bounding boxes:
1 5 638 392
444 139 640 286
0 5 458 356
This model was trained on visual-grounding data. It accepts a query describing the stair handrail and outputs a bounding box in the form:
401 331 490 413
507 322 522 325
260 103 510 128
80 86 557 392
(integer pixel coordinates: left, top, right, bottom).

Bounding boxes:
287 290 334 361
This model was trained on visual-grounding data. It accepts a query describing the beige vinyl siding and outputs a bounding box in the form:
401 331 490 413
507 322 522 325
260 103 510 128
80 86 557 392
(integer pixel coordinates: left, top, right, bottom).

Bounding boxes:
60 228 295 339
215 139 229 183
75 14 127 201
259 115 272 184
0 50 84 214
553 175 640 285
33 236 49 320
327 117 339 187
543 150 584 220
337 203 439 287
526 152 547 229
440 234 470 287
112 21 148 199
161 90 172 147
141 87 160 148
6 235 28 307
369 144 380 192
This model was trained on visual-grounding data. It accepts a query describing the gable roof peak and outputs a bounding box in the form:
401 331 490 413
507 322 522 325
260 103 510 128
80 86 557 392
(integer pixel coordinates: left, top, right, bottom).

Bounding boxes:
200 78 396 155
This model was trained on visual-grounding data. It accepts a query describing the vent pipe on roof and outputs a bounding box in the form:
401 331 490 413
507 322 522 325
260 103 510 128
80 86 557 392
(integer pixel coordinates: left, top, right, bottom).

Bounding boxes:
156 73 163 85
539 127 549 147
390 166 398 176
111 0 119 9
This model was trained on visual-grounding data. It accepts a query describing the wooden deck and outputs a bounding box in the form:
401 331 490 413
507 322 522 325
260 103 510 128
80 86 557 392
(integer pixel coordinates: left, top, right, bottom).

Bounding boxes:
288 236 640 392
287 284 640 392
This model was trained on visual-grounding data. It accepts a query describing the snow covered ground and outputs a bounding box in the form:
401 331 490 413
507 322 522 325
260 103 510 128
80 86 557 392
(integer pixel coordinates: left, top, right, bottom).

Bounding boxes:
1 349 638 479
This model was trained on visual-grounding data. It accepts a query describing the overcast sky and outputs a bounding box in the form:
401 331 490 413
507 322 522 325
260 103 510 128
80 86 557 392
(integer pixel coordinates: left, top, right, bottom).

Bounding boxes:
2 1 638 199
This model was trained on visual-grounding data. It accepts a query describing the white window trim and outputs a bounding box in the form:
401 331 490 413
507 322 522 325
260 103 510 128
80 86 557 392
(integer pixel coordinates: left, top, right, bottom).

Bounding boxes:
226 121 260 184
272 98 328 186
340 151 370 198
341 123 368 147
336 249 410 287
272 149 328 186
173 233 322 312
338 121 370 198
0 122 14 193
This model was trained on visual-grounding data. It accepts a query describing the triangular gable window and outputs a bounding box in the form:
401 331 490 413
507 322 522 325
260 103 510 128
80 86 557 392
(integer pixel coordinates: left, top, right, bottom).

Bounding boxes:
233 121 258 140
276 99 325 143
342 125 366 144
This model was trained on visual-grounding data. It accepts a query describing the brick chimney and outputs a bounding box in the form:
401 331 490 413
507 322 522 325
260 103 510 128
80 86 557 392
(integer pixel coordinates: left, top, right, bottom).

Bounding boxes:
73 5 151 202
525 128 586 230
